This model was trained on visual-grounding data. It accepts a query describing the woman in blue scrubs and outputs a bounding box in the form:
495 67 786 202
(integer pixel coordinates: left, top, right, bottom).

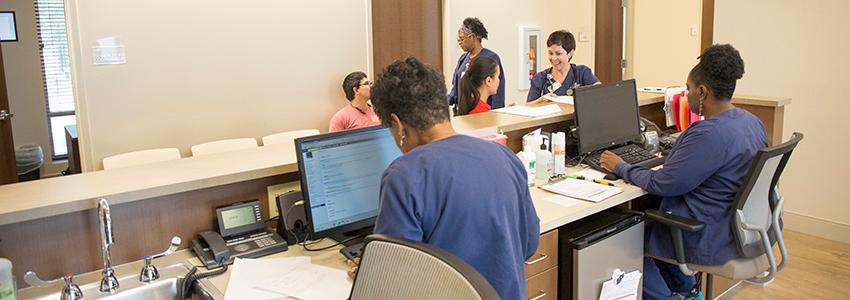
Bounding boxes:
369 57 540 300
527 30 599 104
448 17 506 112
600 44 767 300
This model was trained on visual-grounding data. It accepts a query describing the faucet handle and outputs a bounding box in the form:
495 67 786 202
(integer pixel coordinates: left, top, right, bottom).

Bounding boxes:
24 272 83 300
139 236 181 283
151 236 181 260
24 271 60 287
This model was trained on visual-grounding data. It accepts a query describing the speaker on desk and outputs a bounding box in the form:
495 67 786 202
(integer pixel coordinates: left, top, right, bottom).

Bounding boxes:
275 190 308 245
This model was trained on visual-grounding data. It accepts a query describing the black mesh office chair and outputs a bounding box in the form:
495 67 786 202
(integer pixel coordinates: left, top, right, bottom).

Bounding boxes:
645 132 803 299
349 234 500 300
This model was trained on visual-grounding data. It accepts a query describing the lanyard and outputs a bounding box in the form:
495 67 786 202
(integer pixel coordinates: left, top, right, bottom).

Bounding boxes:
542 65 580 97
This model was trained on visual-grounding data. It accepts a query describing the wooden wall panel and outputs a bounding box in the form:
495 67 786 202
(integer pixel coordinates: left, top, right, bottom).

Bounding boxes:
594 0 624 84
371 0 443 73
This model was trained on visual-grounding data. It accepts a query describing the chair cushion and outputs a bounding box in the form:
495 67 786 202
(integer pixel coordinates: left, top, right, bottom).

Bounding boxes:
649 254 770 280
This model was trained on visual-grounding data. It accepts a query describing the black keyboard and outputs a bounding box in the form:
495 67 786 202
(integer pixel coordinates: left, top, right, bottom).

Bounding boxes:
586 144 665 180
340 242 364 260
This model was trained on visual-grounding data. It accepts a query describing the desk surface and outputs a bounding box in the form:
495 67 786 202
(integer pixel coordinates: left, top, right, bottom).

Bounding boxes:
0 92 785 226
20 164 641 299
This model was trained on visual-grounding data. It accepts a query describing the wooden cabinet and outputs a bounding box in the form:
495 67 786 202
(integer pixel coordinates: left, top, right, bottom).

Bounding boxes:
525 229 558 299
526 266 558 300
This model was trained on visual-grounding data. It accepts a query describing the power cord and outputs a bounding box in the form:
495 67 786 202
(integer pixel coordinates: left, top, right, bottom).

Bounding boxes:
178 258 228 300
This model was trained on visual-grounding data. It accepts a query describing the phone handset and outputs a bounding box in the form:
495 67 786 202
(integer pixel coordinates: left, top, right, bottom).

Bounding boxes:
196 231 230 266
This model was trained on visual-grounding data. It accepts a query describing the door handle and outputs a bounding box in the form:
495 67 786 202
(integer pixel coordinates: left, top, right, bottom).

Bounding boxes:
0 110 13 121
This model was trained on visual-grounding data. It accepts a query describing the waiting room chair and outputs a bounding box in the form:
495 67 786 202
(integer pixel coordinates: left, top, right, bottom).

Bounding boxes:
190 138 258 157
349 234 500 300
646 132 803 299
261 129 320 147
102 148 181 170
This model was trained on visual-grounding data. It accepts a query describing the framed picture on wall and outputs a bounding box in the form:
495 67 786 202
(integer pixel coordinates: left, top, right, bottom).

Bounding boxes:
1 11 18 42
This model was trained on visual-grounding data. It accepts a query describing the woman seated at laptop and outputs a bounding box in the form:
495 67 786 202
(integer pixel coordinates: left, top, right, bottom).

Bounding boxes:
527 30 600 105
456 56 501 116
599 44 767 300
364 57 540 300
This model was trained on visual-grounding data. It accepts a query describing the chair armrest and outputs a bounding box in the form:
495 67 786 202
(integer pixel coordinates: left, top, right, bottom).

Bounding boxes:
645 209 706 265
645 209 705 232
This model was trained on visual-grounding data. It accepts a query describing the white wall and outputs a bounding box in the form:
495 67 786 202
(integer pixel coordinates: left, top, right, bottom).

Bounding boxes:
0 0 67 177
626 0 702 87
65 0 373 171
715 0 850 243
443 0 596 106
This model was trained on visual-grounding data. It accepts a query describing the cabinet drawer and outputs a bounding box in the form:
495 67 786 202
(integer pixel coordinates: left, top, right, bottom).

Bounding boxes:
525 229 558 278
526 266 558 300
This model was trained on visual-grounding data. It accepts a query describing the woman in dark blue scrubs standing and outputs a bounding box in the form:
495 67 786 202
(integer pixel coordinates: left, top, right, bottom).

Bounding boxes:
527 30 599 104
447 17 506 113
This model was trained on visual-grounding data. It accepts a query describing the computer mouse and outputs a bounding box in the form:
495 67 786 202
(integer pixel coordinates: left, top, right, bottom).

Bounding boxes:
603 173 620 181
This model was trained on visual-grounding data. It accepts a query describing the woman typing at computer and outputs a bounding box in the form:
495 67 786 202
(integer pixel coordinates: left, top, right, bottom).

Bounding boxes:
358 57 540 300
599 44 767 300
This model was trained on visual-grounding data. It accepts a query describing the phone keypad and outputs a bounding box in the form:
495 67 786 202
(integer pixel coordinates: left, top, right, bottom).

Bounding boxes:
255 236 277 248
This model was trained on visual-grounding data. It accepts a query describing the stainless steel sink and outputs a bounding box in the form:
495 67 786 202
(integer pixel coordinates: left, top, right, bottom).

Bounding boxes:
25 262 222 300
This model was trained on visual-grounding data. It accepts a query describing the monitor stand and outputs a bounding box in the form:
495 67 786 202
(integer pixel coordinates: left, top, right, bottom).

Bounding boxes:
329 226 373 260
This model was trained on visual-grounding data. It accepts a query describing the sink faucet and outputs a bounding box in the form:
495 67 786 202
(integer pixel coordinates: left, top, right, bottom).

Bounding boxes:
98 198 119 293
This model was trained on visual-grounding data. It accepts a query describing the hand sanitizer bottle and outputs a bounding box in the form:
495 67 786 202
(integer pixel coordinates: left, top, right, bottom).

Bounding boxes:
0 258 17 300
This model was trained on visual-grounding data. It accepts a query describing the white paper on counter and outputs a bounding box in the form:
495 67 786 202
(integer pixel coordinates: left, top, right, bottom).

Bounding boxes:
540 178 622 202
570 168 608 180
224 257 311 300
256 262 352 300
494 104 562 117
543 94 574 105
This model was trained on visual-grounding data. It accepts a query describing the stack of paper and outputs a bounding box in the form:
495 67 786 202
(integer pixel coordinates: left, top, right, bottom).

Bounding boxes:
494 104 562 117
224 257 352 300
540 178 622 202
543 95 574 105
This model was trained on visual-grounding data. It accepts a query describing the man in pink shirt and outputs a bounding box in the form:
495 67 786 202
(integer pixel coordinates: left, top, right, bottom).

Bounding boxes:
329 72 381 132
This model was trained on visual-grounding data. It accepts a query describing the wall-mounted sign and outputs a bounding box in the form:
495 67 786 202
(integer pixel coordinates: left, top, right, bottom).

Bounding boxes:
0 12 18 42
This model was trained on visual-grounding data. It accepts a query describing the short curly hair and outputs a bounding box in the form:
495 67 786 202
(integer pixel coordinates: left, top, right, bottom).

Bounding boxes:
689 44 745 100
370 57 450 131
462 17 488 40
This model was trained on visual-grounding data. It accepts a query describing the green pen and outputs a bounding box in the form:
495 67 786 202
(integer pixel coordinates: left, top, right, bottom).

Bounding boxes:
563 174 586 180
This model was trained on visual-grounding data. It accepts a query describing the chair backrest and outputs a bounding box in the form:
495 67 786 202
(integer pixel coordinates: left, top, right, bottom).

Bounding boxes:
732 132 803 258
102 148 181 170
261 129 320 147
349 234 500 300
190 138 258 157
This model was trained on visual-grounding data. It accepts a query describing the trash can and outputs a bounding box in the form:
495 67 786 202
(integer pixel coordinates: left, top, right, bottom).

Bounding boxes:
16 145 44 182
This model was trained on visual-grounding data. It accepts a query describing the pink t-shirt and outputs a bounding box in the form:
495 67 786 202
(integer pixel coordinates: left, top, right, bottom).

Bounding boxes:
328 104 381 132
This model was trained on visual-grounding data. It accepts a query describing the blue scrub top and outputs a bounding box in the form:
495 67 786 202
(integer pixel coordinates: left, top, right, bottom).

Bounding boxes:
448 48 506 110
526 64 599 102
614 108 767 265
374 135 540 300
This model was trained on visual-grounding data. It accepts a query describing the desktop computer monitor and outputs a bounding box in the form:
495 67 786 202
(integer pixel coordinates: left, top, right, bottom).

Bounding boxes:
294 126 402 242
573 79 642 154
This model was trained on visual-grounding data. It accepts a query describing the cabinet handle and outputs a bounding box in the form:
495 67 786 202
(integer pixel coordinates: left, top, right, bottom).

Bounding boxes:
525 253 548 265
529 290 547 300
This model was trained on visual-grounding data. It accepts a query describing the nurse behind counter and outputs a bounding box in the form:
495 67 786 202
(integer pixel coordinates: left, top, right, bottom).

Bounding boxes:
527 30 599 105
447 17 506 112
